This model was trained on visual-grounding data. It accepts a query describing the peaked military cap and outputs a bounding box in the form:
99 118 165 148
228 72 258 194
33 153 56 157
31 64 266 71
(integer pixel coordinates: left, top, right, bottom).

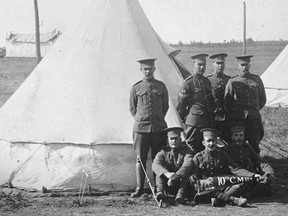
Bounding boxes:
200 128 221 137
137 58 156 67
235 55 253 64
165 127 183 138
190 53 209 63
210 53 227 63
230 122 246 133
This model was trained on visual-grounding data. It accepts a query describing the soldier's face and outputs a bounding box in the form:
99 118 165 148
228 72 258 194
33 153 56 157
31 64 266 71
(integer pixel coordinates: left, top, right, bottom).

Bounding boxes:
140 65 155 80
168 136 181 149
231 132 245 146
194 62 206 75
238 63 250 77
203 136 217 152
213 62 225 75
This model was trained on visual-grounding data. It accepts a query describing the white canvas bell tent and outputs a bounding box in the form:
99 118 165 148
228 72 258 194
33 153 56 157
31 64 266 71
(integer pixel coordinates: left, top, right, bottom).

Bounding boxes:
0 0 186 191
261 45 288 107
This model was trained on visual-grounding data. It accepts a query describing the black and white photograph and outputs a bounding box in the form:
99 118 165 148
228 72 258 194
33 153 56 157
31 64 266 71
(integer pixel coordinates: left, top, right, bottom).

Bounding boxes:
0 0 287 215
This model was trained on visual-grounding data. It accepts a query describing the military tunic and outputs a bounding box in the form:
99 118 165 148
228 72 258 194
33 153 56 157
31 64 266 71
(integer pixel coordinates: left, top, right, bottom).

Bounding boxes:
207 73 230 112
130 78 169 133
129 78 169 189
152 144 196 196
177 74 215 153
224 73 266 120
153 144 195 178
193 149 255 179
207 73 231 141
225 143 274 174
225 143 274 198
177 74 215 127
224 73 266 154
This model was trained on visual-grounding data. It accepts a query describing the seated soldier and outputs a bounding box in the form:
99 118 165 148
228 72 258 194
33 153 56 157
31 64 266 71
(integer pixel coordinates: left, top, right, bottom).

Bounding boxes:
224 123 277 198
190 128 261 207
152 127 196 205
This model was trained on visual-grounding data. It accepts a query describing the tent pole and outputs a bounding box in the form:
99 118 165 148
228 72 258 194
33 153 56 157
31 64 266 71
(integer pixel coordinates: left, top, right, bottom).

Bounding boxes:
34 0 42 63
243 1 246 55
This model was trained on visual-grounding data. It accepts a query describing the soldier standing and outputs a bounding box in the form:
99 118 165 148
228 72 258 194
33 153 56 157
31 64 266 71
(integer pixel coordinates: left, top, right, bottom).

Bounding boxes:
224 55 266 154
177 54 215 153
207 53 231 142
129 58 169 198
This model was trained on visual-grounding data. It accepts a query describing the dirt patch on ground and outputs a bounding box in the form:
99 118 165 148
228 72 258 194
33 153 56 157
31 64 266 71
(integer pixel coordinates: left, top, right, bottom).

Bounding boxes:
1 185 288 216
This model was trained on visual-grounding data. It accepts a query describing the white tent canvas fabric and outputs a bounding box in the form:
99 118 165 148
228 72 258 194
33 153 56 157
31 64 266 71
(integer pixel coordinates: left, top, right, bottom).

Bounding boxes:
0 0 185 191
261 45 288 107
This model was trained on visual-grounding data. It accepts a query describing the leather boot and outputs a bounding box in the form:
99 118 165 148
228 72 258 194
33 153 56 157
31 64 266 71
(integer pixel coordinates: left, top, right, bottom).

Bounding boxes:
211 198 219 207
175 191 186 205
131 187 143 198
229 196 247 207
131 162 145 198
156 192 165 202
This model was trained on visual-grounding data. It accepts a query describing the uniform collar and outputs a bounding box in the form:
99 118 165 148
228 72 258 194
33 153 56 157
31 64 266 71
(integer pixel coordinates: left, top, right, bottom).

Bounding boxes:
142 77 155 83
194 73 204 79
214 72 224 78
203 149 218 157
239 72 251 78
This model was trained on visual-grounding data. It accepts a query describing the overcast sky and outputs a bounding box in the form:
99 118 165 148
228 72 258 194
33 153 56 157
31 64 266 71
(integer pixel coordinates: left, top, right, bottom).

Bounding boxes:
140 0 288 43
0 0 287 45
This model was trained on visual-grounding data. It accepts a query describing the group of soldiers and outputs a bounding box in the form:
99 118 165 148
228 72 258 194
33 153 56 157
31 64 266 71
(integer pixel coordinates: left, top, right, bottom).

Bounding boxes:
129 53 277 207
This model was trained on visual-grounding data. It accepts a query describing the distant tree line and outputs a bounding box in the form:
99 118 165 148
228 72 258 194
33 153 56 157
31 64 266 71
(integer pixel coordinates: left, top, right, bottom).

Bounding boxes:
171 38 288 47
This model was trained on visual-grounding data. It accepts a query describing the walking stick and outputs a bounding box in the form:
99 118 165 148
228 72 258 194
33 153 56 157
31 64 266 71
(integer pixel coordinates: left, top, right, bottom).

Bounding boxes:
137 154 163 208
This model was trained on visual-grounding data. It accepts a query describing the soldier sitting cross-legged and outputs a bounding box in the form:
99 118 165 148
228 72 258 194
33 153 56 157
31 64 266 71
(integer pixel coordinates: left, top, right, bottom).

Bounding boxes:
152 127 197 206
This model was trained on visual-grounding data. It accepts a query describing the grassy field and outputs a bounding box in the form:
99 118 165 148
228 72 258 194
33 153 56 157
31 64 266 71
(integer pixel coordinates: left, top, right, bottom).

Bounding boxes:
0 57 38 107
0 42 288 216
173 41 287 77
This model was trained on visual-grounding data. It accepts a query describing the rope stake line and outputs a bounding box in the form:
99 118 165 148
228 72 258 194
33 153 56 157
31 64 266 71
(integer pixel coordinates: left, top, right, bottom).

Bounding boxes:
78 169 90 206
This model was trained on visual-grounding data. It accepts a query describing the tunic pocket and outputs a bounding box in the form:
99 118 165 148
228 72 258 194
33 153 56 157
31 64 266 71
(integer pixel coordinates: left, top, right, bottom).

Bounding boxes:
194 88 203 101
249 84 258 98
137 91 148 105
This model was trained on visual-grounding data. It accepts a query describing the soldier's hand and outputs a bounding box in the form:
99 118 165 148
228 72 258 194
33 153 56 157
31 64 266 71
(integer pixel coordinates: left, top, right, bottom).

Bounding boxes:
252 174 262 182
167 178 173 187
165 172 176 187
164 172 175 179
189 175 198 184
167 173 181 187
